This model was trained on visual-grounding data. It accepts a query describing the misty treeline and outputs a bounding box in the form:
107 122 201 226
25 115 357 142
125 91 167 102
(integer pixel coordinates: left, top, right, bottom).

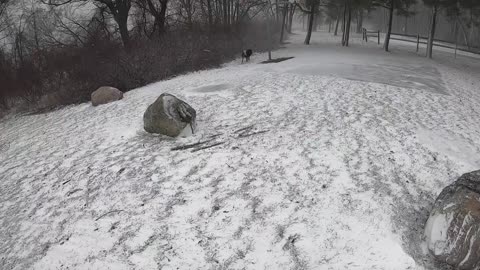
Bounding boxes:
297 0 479 57
0 0 282 112
0 0 479 113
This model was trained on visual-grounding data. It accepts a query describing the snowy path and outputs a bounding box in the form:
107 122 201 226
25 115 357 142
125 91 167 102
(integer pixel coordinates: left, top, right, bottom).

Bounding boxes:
1 32 480 270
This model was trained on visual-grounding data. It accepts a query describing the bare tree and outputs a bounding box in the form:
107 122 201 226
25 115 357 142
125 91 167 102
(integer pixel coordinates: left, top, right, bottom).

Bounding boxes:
177 0 196 28
0 0 8 18
135 0 168 37
371 0 416 52
0 0 10 36
342 0 351 46
43 0 132 48
287 3 296 33
324 1 343 36
295 0 317 44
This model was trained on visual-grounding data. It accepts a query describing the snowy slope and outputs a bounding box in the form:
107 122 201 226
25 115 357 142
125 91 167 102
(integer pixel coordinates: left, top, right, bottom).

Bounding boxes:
1 31 480 270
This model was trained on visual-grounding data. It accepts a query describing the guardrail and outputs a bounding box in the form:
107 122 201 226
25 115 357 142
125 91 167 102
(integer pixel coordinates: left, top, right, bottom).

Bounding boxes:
362 28 480 57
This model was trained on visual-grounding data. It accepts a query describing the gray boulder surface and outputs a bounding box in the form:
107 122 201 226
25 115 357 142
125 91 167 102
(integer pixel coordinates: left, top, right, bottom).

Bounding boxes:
425 170 480 270
91 86 123 106
143 93 196 137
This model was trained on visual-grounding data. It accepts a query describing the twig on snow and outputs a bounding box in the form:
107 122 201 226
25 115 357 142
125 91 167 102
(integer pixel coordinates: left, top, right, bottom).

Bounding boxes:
191 142 225 152
67 188 82 197
95 210 124 221
234 125 255 134
207 133 223 139
171 139 214 151
238 130 269 138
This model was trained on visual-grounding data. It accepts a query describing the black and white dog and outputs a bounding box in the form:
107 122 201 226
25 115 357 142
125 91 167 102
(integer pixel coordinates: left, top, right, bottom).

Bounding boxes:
241 49 253 63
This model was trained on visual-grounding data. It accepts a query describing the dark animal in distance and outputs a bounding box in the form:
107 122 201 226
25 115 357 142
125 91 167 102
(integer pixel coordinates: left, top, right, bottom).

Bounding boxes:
242 49 253 63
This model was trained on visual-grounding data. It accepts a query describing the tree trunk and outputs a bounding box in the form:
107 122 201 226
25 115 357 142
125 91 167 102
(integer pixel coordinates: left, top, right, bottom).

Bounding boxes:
334 14 340 36
231 0 234 24
427 6 437 59
266 15 272 60
280 4 287 42
234 1 239 24
454 19 458 57
32 12 41 51
458 18 470 49
15 34 24 65
304 1 316 45
468 9 474 46
344 2 351 46
107 1 131 49
116 15 130 49
275 0 279 22
384 0 394 52
229 0 232 24
356 10 363 33
288 4 295 33
223 0 228 26
145 0 168 37
157 0 168 35
342 1 347 45
186 0 194 29
206 0 213 26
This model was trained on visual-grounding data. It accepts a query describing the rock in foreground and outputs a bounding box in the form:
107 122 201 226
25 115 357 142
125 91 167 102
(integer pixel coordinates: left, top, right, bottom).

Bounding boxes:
425 170 480 270
91 86 123 106
143 93 196 137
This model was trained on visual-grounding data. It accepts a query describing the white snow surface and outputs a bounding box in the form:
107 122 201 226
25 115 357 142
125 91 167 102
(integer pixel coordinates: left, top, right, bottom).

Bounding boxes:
1 31 480 270
424 212 454 256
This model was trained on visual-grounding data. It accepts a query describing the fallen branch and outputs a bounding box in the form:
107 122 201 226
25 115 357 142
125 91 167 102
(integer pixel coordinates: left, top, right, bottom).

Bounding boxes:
95 210 124 221
238 130 269 138
171 139 214 151
66 188 82 197
191 142 225 152
208 133 223 139
234 125 255 133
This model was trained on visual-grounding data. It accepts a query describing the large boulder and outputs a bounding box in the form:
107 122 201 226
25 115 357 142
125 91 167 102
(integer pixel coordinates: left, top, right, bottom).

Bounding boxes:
143 93 196 137
91 86 123 106
425 170 480 270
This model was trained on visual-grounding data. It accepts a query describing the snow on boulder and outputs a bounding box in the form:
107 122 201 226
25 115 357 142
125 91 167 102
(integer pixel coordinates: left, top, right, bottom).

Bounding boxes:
425 170 480 270
91 86 123 106
143 93 196 137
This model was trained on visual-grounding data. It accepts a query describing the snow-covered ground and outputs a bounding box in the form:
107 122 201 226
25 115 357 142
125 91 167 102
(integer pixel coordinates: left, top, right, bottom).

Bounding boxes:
1 31 480 270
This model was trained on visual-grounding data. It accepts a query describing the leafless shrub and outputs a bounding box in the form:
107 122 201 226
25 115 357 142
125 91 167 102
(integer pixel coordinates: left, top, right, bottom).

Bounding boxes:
0 20 278 115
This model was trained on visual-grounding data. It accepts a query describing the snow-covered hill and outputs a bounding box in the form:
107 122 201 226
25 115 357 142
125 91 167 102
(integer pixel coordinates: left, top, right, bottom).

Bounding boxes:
1 31 480 270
